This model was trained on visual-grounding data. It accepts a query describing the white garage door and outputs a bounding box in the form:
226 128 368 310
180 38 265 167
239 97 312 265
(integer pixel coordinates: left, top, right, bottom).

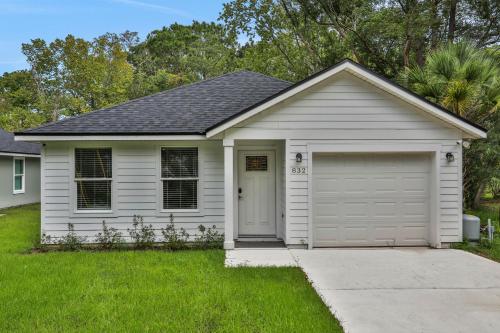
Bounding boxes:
312 153 431 247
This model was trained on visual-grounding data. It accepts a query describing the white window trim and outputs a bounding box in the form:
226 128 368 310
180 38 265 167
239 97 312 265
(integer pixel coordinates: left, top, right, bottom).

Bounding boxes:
73 148 113 213
13 157 25 194
159 146 201 213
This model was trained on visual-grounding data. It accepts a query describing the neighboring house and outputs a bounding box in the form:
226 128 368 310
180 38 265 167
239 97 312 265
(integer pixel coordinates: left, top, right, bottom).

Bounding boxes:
0 129 41 209
16 60 486 249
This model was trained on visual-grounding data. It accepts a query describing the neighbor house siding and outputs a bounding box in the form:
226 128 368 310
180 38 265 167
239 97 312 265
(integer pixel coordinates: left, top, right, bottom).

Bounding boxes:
41 141 224 240
0 155 40 209
226 72 463 245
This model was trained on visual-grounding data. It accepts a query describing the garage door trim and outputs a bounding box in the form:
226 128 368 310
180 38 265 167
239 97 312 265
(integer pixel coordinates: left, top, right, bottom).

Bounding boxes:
306 144 441 249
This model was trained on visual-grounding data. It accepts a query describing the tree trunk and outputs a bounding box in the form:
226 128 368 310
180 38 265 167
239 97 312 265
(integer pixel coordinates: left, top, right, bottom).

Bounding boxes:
430 0 441 49
403 38 411 67
415 40 425 66
448 0 458 42
472 182 485 209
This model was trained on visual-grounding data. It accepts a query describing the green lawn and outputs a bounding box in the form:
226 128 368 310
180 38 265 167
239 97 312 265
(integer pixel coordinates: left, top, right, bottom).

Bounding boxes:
454 203 500 262
0 204 342 333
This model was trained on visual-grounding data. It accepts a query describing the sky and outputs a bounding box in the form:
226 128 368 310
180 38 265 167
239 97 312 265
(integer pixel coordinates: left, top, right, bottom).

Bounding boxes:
0 0 227 73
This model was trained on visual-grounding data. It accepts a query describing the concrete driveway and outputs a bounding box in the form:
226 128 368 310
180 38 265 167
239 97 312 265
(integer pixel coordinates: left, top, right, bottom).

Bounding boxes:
291 248 500 333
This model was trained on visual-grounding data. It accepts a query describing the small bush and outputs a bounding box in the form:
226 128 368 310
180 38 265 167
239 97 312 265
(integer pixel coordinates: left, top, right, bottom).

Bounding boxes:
95 221 124 250
194 225 224 249
127 215 155 249
161 214 190 250
58 223 86 251
489 177 500 199
40 233 53 245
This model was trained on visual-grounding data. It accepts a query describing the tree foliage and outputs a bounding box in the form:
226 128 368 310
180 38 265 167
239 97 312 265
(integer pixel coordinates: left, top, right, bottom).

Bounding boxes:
127 21 239 97
0 70 44 131
221 0 499 78
404 42 499 208
21 33 133 122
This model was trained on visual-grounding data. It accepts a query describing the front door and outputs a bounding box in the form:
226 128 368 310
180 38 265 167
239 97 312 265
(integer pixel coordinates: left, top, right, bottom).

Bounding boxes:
238 150 276 236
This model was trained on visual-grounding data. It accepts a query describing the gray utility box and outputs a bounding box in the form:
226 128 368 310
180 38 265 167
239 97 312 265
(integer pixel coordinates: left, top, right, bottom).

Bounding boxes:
463 214 480 241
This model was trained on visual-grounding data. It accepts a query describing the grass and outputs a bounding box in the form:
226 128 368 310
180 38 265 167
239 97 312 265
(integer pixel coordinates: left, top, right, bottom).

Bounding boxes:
454 202 500 263
0 204 342 333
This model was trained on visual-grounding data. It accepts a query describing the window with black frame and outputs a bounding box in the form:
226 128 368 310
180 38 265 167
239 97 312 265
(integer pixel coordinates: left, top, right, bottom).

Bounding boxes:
75 148 112 210
161 147 198 210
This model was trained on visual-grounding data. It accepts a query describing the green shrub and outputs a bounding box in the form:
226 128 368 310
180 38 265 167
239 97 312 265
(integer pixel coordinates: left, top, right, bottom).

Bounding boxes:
161 214 190 250
194 225 224 249
58 223 86 251
95 221 124 250
489 177 500 199
127 215 155 249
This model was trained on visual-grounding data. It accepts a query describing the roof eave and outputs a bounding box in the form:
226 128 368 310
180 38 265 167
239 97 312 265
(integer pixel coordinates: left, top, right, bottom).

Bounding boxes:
0 151 40 157
14 133 208 142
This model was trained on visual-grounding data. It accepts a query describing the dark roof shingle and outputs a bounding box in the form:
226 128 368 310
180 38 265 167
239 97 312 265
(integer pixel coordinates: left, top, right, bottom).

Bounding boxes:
0 129 41 155
20 71 292 135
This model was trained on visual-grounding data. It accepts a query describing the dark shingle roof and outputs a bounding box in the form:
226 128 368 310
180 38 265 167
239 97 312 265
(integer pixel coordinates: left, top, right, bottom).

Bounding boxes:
19 71 292 135
0 129 41 155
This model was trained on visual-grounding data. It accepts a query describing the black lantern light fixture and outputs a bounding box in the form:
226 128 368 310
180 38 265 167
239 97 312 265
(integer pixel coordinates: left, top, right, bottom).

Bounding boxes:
296 153 303 163
446 152 454 163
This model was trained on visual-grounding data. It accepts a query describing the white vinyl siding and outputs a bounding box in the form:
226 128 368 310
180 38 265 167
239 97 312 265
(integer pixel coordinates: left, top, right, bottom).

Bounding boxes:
228 71 463 246
0 156 40 209
41 141 224 240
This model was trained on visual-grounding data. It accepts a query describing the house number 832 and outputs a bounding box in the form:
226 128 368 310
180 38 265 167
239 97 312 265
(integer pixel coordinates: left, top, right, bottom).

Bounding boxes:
291 167 307 175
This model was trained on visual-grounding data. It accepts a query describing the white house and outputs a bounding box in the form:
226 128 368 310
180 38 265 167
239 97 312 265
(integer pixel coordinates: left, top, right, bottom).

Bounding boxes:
0 129 41 209
16 60 486 249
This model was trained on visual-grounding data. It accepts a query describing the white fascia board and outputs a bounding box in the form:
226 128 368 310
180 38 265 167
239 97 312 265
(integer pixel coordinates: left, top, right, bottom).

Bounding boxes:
0 152 40 157
14 135 207 142
206 62 486 139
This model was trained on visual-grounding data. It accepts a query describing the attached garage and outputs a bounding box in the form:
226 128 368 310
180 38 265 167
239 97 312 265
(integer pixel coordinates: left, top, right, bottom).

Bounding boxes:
312 153 432 247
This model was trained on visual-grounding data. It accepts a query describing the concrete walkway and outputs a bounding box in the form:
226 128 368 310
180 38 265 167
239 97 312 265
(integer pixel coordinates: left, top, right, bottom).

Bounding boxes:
225 248 297 267
226 248 500 333
292 248 500 333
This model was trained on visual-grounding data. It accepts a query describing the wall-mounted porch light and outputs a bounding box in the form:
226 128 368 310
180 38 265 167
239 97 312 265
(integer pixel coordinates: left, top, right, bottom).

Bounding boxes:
446 152 455 163
296 153 303 163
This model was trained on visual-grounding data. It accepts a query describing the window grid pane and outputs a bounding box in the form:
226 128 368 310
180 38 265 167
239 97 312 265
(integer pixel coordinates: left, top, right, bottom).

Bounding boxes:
246 156 268 171
163 180 198 210
14 176 23 191
75 148 112 178
161 148 198 178
15 159 24 175
77 180 111 210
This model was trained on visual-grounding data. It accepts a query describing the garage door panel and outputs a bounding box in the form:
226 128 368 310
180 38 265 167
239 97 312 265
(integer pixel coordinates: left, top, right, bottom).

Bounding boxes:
314 177 340 194
314 202 339 217
373 202 397 217
313 153 430 247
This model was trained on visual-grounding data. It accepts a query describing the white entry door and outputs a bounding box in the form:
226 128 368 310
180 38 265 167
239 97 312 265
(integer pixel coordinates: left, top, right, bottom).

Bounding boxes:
238 151 276 236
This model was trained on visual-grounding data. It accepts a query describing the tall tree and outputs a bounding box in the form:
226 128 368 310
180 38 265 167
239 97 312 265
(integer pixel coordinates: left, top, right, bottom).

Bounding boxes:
128 21 239 97
0 70 44 131
403 42 500 208
222 0 499 78
22 33 133 121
